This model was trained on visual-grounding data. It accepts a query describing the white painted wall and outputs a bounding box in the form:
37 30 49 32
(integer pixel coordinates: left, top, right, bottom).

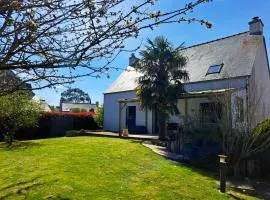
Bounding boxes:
104 91 154 133
231 89 248 131
147 108 153 134
249 38 270 128
104 91 136 132
104 77 252 133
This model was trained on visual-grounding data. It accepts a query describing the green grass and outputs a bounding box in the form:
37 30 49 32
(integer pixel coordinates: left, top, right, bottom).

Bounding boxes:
0 137 248 199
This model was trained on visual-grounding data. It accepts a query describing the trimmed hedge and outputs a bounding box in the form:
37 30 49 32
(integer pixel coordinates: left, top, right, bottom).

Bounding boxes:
12 112 99 140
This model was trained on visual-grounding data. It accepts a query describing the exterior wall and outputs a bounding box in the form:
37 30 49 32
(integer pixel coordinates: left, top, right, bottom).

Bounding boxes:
184 77 247 92
249 39 270 128
173 97 216 123
171 88 248 130
103 91 153 133
136 106 146 126
42 102 52 112
104 91 135 132
104 77 248 133
231 89 248 130
147 108 153 134
31 96 52 112
61 103 98 112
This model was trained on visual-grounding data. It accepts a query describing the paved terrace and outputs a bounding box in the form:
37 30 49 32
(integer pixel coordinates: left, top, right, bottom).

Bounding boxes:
85 130 158 140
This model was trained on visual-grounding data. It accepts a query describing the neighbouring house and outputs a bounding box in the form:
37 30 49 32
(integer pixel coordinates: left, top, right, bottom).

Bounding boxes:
32 96 52 112
0 70 33 95
104 17 270 134
61 102 99 112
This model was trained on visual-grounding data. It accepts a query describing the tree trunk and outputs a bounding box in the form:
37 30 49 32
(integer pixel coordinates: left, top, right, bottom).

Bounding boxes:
4 132 14 147
158 118 167 141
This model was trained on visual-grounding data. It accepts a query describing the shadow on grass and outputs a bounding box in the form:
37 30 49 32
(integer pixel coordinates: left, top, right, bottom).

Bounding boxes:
0 176 56 199
0 177 70 200
44 195 71 200
0 176 43 193
128 139 143 144
0 140 42 151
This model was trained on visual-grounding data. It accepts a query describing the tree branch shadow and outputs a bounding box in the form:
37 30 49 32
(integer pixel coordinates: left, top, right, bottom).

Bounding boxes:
0 140 42 150
0 176 56 199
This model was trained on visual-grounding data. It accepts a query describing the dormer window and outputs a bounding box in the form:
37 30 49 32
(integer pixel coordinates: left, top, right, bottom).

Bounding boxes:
206 64 223 75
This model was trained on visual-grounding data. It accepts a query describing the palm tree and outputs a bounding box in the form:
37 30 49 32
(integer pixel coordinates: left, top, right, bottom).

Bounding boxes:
135 36 189 140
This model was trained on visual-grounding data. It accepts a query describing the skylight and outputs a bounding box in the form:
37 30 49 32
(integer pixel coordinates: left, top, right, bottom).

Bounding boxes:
206 64 223 75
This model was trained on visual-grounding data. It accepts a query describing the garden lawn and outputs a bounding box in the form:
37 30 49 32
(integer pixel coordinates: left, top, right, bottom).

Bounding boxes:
0 137 247 199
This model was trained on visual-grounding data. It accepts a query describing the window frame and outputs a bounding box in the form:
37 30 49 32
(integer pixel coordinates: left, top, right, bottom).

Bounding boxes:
200 102 222 124
206 64 224 75
235 97 244 122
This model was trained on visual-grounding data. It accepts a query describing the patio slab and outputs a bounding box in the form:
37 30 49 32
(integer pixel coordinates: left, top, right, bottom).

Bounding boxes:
85 130 158 140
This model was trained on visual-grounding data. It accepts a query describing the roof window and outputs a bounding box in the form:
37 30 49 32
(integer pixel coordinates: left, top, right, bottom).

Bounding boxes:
206 64 223 75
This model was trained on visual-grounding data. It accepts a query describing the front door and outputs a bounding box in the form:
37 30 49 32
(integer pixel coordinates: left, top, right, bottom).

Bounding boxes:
126 106 136 131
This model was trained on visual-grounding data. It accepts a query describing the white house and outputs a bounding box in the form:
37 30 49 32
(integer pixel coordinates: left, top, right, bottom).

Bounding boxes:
32 96 52 112
104 17 270 134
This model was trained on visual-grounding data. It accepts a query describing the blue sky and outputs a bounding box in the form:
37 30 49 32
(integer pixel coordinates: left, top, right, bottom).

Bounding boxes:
35 0 270 106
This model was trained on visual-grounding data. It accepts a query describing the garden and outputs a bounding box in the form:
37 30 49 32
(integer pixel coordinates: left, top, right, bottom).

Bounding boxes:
0 137 257 200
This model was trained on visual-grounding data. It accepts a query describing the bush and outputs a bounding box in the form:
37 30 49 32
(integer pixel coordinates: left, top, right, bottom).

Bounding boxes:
70 108 88 113
186 123 222 147
94 106 104 128
252 118 270 136
70 108 81 113
66 129 87 137
0 91 42 146
222 118 270 177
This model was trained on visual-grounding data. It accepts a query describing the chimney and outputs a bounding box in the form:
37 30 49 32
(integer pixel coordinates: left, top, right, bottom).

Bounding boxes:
96 101 99 107
129 53 138 66
249 17 264 35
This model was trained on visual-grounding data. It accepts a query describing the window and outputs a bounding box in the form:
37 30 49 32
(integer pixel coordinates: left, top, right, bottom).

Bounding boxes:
235 97 244 122
206 64 223 75
200 102 222 123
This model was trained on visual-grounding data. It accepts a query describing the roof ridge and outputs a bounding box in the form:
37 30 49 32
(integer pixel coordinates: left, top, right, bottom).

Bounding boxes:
181 31 249 51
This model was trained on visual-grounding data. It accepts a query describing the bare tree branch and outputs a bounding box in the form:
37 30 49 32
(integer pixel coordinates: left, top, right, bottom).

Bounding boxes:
0 0 213 94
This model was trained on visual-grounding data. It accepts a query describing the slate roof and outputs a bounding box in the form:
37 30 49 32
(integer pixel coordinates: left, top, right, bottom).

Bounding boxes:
105 32 263 94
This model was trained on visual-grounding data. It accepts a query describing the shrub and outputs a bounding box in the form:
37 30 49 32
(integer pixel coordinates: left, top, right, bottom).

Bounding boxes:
66 129 87 137
252 118 270 137
94 106 104 128
0 91 42 146
186 123 222 147
70 108 81 113
70 108 88 112
223 118 270 177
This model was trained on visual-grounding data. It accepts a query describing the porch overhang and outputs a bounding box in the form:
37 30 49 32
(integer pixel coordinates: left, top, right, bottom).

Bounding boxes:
179 88 237 99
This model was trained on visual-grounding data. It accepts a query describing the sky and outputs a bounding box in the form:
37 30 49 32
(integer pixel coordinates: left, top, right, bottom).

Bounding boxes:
35 0 270 106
